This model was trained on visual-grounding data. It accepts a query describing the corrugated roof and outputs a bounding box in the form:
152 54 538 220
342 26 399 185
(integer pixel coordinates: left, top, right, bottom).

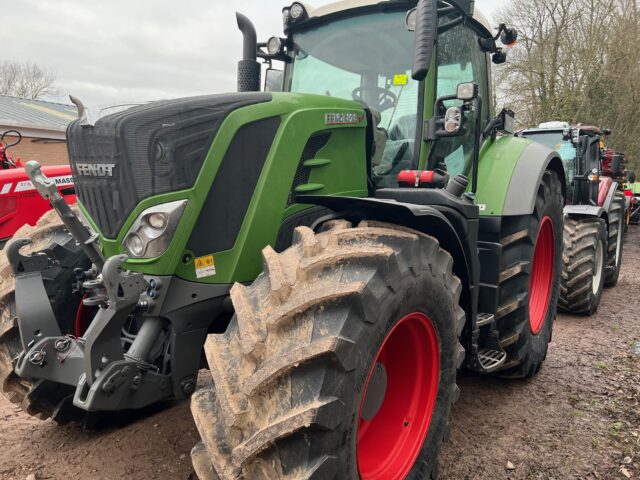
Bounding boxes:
0 95 77 132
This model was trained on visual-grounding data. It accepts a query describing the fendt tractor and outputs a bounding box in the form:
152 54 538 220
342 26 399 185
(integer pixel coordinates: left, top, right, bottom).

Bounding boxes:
0 130 76 246
520 122 625 316
1 1 567 478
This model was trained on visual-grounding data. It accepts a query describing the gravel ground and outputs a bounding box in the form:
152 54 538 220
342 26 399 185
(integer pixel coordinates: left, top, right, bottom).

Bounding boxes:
0 228 638 480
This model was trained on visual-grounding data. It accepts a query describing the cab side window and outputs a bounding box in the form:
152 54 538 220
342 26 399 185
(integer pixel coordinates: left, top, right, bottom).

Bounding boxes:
431 24 491 177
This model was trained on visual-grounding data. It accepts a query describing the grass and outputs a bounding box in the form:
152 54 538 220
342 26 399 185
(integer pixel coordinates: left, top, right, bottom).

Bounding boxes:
612 421 625 437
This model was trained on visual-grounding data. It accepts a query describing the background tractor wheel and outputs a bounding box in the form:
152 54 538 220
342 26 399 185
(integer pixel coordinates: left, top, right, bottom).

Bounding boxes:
604 191 625 287
558 218 607 315
191 220 465 480
0 210 90 422
495 170 564 379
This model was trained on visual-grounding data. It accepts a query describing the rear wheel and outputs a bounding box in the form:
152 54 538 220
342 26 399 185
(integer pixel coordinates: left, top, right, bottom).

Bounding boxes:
495 170 564 378
0 210 90 422
605 191 625 287
558 218 607 315
191 220 465 480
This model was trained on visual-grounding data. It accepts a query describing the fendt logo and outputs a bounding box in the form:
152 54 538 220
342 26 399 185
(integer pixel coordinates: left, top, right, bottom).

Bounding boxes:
76 163 116 177
325 113 365 126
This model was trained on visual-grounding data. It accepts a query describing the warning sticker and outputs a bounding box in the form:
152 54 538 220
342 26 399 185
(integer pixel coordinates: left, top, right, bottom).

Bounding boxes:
392 74 409 86
195 255 216 278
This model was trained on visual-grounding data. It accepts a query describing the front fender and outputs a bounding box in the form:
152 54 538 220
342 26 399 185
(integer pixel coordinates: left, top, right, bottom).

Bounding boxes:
296 194 478 335
476 137 566 217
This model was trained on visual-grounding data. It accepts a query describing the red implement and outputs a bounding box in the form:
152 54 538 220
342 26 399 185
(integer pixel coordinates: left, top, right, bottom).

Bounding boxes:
0 165 76 241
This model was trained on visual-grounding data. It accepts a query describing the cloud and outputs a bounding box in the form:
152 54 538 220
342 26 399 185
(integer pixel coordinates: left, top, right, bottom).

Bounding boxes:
1 0 503 106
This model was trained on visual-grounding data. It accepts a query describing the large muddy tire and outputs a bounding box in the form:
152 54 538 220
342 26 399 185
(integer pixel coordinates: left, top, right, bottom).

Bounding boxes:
605 191 625 287
558 218 607 315
496 170 564 379
0 210 90 422
191 220 465 480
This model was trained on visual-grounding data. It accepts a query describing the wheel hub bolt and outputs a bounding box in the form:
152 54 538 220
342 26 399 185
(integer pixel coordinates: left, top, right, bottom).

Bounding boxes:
181 380 195 396
28 350 46 366
54 337 72 352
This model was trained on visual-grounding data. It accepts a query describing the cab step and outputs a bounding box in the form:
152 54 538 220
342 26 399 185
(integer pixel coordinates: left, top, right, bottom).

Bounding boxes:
476 313 495 328
477 348 507 372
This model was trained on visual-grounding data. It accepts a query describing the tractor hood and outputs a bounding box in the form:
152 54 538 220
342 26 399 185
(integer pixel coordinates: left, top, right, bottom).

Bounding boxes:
66 92 367 259
66 93 272 238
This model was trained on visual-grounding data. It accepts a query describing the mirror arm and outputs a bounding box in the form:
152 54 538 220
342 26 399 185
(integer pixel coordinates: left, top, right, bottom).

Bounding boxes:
438 16 464 34
412 0 439 81
438 6 457 14
438 0 469 16
481 117 501 142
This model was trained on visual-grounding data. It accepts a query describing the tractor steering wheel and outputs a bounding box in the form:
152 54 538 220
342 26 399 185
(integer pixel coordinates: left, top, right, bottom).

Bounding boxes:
352 86 397 112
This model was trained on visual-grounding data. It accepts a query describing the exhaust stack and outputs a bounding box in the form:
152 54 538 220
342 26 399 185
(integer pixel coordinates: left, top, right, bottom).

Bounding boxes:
236 13 261 92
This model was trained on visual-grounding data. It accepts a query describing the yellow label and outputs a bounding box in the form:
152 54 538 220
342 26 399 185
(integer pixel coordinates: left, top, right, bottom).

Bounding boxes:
195 255 216 278
393 74 409 86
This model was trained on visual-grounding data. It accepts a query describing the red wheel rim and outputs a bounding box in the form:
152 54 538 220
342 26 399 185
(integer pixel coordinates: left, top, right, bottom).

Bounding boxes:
357 312 440 479
529 216 555 335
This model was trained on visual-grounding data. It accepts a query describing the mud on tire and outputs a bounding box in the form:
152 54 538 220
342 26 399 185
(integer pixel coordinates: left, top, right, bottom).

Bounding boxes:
495 170 564 379
605 191 625 287
0 210 90 421
558 218 607 315
191 220 466 480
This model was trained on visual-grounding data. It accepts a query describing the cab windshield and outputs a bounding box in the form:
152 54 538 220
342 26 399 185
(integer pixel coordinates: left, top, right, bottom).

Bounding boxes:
287 10 419 187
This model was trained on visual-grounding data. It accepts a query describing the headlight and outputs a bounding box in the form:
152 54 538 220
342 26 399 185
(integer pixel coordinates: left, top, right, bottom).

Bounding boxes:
123 200 187 259
283 2 307 29
267 36 283 56
290 2 306 20
282 8 291 29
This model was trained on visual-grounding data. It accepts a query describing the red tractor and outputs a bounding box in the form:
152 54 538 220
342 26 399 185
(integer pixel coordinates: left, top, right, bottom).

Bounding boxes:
0 130 76 245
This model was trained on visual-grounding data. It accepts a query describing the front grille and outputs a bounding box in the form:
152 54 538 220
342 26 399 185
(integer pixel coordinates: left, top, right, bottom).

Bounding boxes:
67 93 271 238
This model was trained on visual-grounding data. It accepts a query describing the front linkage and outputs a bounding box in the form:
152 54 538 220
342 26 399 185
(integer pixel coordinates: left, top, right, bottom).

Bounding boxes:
7 161 220 413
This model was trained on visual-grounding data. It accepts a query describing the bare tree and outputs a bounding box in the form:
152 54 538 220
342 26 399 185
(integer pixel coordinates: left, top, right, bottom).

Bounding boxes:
493 0 640 168
0 61 59 99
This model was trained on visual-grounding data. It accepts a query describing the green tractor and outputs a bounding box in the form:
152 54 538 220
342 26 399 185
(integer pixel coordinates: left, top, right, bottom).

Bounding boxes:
1 0 566 478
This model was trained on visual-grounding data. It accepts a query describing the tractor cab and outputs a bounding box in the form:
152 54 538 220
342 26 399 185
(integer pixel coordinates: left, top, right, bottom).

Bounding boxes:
248 0 518 191
520 122 607 205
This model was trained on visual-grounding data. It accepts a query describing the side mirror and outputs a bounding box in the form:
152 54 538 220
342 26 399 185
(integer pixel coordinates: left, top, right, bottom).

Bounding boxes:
499 109 516 135
411 0 438 81
265 68 284 92
629 172 637 183
562 128 572 141
603 128 612 136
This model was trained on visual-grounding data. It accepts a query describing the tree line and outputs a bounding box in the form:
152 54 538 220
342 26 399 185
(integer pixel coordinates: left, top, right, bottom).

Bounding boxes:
495 0 640 169
0 61 58 100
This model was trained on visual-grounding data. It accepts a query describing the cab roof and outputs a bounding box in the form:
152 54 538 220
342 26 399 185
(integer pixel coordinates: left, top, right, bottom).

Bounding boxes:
297 0 494 35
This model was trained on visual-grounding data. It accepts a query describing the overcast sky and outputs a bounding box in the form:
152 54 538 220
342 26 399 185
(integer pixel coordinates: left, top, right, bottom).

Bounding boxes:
1 0 503 106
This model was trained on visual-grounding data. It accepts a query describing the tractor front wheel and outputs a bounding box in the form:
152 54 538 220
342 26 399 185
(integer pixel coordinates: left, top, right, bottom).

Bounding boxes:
191 220 465 480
